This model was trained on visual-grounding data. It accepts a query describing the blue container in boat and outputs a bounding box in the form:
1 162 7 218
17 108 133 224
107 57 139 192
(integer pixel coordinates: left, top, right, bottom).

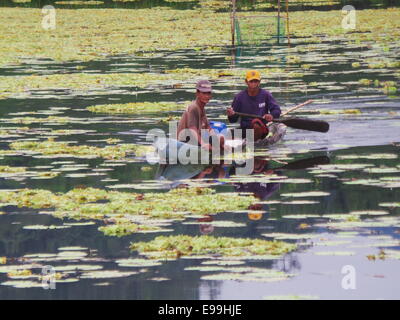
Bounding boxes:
210 121 227 134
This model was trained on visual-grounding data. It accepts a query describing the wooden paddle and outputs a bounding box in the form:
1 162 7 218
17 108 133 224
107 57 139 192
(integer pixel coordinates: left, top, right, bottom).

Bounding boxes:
235 112 329 133
233 155 330 172
281 99 314 117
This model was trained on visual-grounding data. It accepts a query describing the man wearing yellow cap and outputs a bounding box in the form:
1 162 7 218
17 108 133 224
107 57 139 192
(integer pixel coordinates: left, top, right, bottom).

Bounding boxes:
227 70 281 141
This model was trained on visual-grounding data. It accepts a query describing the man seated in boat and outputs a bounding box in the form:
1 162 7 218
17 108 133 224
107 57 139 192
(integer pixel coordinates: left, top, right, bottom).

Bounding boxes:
177 80 225 150
226 70 281 141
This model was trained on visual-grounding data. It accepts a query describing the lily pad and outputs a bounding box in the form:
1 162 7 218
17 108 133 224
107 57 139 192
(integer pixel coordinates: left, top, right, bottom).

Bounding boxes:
115 258 162 268
314 251 356 256
281 192 330 198
80 270 138 279
1 280 43 288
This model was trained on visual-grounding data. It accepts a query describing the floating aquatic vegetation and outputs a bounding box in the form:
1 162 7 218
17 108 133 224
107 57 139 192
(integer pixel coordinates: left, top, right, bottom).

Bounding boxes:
55 1 104 4
0 8 232 67
336 231 359 238
99 223 165 237
23 224 70 230
281 214 321 219
315 164 374 171
281 191 330 198
379 202 400 208
157 115 181 124
185 265 228 272
57 251 88 260
1 280 44 289
382 249 400 260
87 101 186 114
359 79 372 86
262 233 317 240
313 251 355 256
314 218 398 230
115 258 162 268
201 260 245 266
0 264 41 274
298 223 310 230
1 7 399 70
281 200 319 205
318 109 361 115
364 167 400 174
0 187 257 237
23 253 57 260
343 176 400 188
58 246 88 251
349 210 389 216
80 270 138 279
322 214 359 220
7 269 34 279
130 235 296 259
200 268 294 282
278 178 313 184
31 171 60 180
148 277 170 281
338 154 398 160
342 179 381 186
0 189 59 209
0 166 26 174
182 220 246 228
2 116 78 125
54 265 103 272
9 138 153 160
93 282 112 286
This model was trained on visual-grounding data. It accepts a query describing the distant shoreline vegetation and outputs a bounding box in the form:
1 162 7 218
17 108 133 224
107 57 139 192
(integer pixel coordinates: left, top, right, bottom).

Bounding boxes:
1 0 400 11
0 4 399 67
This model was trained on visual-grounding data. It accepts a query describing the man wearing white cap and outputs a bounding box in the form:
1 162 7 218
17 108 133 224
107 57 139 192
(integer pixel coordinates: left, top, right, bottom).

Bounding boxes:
177 80 224 151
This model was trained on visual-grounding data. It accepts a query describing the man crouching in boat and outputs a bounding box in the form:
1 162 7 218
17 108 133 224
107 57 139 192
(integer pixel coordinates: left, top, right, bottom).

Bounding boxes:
177 80 225 151
227 70 281 141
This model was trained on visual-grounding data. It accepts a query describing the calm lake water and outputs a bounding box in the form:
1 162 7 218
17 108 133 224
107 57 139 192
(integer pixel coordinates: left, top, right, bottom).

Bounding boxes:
0 37 399 299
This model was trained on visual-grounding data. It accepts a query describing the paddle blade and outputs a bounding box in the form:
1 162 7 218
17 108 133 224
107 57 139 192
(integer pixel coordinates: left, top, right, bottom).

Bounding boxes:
275 118 330 133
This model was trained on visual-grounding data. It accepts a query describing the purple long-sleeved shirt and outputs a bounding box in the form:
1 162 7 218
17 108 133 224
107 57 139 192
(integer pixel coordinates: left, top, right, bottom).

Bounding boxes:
228 89 281 129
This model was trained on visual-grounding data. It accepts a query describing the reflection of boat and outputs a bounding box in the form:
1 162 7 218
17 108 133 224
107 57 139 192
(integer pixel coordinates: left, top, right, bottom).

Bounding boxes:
234 181 280 201
155 155 330 190
155 163 208 182
153 122 287 164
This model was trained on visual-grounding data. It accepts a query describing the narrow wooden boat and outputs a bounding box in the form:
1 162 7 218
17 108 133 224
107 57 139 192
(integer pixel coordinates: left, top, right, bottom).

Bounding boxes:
153 122 287 164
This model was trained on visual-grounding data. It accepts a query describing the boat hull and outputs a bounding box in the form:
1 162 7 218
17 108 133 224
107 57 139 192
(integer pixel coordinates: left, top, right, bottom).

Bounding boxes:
153 123 286 164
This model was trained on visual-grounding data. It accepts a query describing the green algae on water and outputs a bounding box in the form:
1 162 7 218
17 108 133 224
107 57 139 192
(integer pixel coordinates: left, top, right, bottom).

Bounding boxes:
87 101 186 114
130 235 296 259
9 138 153 160
0 187 257 237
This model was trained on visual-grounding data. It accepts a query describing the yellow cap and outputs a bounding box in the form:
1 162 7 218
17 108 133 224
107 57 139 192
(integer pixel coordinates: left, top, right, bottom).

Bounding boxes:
245 70 261 81
248 212 263 221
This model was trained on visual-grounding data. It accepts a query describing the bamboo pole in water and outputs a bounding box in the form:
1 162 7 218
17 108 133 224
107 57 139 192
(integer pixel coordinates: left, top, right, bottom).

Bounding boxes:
231 0 236 46
278 0 281 44
286 0 291 47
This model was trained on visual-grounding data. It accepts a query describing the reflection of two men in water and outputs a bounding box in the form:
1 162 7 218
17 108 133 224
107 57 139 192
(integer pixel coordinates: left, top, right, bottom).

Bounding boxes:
155 155 330 235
